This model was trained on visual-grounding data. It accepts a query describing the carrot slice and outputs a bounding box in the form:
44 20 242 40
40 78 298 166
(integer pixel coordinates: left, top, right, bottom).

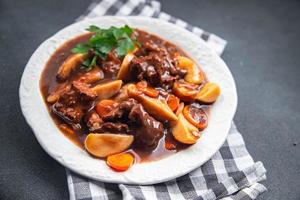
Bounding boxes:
96 100 119 117
167 95 180 112
136 81 148 90
106 152 135 172
136 81 159 98
144 87 159 98
59 124 75 135
165 141 177 150
183 105 208 130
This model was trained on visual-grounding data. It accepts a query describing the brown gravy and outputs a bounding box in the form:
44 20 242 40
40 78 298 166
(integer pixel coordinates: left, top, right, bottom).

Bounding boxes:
40 30 210 163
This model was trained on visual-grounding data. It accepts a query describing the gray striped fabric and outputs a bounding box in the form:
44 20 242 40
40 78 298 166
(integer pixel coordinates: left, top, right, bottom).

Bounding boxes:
66 1 267 199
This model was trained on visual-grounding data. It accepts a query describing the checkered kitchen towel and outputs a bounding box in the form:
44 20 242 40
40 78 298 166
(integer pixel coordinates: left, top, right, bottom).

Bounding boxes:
66 0 267 199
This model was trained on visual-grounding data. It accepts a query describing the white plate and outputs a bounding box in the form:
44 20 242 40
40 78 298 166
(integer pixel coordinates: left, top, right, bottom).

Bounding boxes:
19 16 237 185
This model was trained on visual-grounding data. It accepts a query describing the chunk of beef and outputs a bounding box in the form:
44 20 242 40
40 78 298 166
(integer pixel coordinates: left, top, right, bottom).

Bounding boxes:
101 51 121 76
97 122 129 133
134 41 161 57
52 81 97 130
52 102 83 130
86 111 103 131
102 98 137 121
128 104 163 150
85 111 129 133
130 50 186 89
72 80 98 102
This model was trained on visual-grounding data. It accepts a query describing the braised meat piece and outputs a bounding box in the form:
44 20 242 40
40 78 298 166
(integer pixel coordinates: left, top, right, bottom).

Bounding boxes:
72 81 98 101
130 49 186 89
93 98 164 148
102 98 137 121
86 111 103 131
85 111 130 133
101 51 121 76
97 122 129 133
52 103 83 129
134 40 161 56
128 104 163 150
52 81 97 130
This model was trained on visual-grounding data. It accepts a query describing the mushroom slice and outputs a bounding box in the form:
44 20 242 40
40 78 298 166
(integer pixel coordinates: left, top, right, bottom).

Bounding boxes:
195 82 221 104
85 133 134 158
113 84 131 102
117 52 135 80
57 53 87 81
92 80 123 100
177 56 204 84
171 113 201 144
172 81 198 102
77 66 104 84
127 85 178 121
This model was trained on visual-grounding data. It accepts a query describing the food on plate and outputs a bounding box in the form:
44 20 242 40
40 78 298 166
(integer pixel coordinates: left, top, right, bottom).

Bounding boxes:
85 133 134 157
107 152 135 171
57 53 88 81
92 80 123 99
40 25 221 171
171 112 201 144
127 84 178 121
196 82 221 104
172 80 198 102
96 99 119 117
117 52 135 80
176 56 204 84
166 94 180 112
183 105 208 130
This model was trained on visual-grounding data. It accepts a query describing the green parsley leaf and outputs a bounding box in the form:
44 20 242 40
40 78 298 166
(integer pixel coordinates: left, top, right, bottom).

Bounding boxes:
116 37 135 56
71 25 139 70
81 55 97 71
90 55 97 67
121 25 134 35
71 43 90 54
86 25 101 32
82 58 91 68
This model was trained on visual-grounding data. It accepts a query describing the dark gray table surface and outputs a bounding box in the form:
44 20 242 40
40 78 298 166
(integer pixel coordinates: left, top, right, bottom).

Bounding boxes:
0 0 299 199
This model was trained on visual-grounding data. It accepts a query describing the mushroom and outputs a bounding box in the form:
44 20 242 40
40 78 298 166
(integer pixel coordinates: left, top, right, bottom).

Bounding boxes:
77 66 104 84
113 84 131 102
172 80 198 102
117 52 135 80
84 133 134 158
127 84 178 121
177 56 204 84
195 82 221 104
57 53 87 81
92 80 123 100
171 113 201 144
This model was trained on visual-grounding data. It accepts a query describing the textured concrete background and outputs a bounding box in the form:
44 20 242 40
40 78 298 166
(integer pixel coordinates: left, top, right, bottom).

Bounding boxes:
0 0 299 199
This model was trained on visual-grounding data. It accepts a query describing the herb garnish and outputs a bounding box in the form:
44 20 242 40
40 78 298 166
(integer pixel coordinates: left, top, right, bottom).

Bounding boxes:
71 25 139 70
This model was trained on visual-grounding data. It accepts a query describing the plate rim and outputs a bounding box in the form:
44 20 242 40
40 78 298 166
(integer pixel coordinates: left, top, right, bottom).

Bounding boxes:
19 16 237 185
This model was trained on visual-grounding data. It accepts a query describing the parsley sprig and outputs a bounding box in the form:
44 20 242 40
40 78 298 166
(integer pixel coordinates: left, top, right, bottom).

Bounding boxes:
71 25 139 70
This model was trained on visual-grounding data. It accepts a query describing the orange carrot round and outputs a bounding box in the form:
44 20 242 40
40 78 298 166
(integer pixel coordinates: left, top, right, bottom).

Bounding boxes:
106 152 135 172
136 81 148 90
183 105 208 130
96 99 118 117
143 87 159 98
136 81 159 98
167 95 180 111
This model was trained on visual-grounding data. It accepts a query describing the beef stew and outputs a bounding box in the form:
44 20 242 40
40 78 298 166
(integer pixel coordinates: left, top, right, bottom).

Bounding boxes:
40 25 220 171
